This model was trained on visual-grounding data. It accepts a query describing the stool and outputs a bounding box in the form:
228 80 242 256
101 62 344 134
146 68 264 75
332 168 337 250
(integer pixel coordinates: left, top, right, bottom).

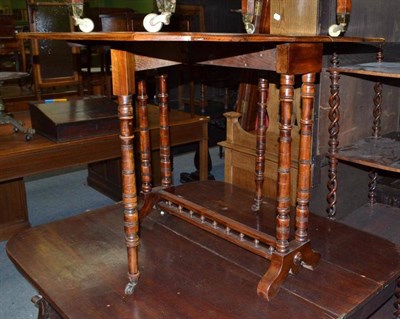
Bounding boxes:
0 72 35 141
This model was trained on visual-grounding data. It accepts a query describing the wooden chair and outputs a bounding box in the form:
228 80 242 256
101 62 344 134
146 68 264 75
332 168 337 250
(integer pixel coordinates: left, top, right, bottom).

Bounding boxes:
26 0 83 100
0 15 27 73
122 73 320 301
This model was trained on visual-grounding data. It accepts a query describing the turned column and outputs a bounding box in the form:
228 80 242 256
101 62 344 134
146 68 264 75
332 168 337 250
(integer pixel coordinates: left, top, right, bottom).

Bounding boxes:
296 73 315 242
110 49 140 294
276 74 294 253
252 78 269 211
137 80 152 194
157 74 172 188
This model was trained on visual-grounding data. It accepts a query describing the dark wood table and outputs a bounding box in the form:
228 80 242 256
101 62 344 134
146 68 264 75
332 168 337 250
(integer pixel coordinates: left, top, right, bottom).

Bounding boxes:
6 185 400 318
0 108 209 240
13 31 398 316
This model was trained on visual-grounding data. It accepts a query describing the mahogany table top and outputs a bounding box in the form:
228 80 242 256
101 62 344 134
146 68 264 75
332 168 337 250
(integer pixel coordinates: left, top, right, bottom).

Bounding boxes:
17 31 385 43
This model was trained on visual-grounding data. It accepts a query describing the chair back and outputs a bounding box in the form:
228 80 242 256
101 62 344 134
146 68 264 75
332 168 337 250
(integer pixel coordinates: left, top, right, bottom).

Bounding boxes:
0 15 27 72
26 0 82 100
100 13 134 32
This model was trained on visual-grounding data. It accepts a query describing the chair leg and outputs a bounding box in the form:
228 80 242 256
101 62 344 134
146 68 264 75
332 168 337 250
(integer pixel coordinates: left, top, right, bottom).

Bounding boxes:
0 81 35 141
200 83 207 114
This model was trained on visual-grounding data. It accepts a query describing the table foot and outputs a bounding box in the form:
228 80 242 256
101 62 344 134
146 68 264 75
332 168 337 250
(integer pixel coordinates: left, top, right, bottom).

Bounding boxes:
31 295 62 319
124 281 137 295
257 241 320 301
125 272 140 295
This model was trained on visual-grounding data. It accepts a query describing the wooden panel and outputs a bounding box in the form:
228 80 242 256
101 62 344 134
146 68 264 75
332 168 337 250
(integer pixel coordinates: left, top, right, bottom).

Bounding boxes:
269 0 319 35
0 178 30 241
276 43 323 75
344 0 400 42
220 111 299 205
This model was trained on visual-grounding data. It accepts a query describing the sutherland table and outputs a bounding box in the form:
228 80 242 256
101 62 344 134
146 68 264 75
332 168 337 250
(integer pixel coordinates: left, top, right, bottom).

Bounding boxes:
11 31 399 317
0 108 209 240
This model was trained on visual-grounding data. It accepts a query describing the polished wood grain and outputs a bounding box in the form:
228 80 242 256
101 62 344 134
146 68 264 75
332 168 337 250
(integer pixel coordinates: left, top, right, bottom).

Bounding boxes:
17 31 384 43
6 194 400 318
220 111 299 205
269 0 319 36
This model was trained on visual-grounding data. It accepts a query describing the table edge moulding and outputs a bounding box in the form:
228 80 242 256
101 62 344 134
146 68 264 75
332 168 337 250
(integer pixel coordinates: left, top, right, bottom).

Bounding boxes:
15 31 389 307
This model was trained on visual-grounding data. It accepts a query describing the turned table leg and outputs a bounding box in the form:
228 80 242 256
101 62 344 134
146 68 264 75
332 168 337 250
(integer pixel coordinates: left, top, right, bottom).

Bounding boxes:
252 78 269 211
110 49 140 294
257 73 320 300
275 73 294 254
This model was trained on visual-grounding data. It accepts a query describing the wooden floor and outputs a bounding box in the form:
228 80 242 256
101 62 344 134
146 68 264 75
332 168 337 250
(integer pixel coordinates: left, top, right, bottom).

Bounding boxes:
6 181 400 318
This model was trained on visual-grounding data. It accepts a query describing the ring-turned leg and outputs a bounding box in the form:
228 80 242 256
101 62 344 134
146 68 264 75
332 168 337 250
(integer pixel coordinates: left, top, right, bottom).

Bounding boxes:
118 94 140 295
294 72 320 267
252 78 269 211
138 80 152 195
110 49 140 294
157 74 172 188
257 73 320 301
276 74 294 254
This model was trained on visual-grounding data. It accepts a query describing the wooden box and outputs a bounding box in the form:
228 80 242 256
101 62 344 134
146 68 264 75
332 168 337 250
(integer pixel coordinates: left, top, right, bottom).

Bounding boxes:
29 97 119 142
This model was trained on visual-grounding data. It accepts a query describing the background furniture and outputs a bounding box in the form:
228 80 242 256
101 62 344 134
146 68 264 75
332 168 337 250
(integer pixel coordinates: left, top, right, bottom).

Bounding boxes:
87 104 209 201
0 110 119 240
0 107 208 240
0 71 33 140
220 111 299 206
0 14 27 73
26 0 82 100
